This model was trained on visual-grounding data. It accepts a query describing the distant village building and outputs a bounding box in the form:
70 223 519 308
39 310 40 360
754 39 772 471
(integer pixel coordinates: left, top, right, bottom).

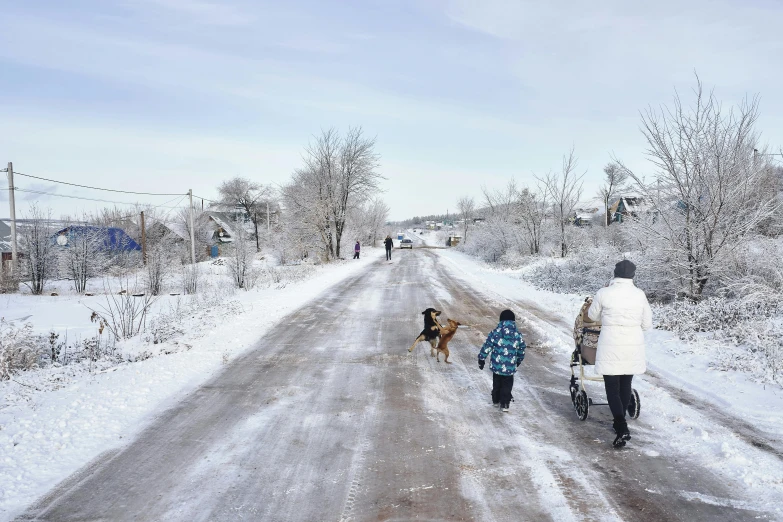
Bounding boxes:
610 197 651 223
0 220 13 264
51 226 141 251
571 208 600 227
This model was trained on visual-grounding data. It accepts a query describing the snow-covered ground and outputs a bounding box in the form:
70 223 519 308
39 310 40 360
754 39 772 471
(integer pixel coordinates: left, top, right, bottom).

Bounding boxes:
435 248 783 436
0 248 385 520
434 247 783 515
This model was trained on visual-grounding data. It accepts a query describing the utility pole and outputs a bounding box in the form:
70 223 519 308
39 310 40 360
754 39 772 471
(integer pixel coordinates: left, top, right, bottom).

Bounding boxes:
188 189 196 265
7 162 18 273
140 211 147 265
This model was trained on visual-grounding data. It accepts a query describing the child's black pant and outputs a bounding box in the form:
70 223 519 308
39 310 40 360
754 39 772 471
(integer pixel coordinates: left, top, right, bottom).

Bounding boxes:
603 374 633 418
353 251 360 259
492 373 514 405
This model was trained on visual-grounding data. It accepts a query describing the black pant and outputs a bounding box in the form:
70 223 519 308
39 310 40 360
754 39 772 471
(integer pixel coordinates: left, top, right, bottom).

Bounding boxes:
492 373 514 406
385 248 391 260
353 251 360 259
604 375 633 418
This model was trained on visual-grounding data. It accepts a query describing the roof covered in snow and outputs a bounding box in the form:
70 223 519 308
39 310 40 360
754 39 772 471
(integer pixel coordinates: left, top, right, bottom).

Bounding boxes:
51 226 141 251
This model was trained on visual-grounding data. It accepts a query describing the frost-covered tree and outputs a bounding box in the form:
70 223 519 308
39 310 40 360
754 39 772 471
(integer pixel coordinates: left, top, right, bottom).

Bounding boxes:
217 177 274 252
617 77 779 299
597 162 629 227
226 220 256 289
539 147 585 258
288 127 383 260
19 205 56 295
60 226 106 294
457 196 475 242
516 182 549 255
145 238 177 296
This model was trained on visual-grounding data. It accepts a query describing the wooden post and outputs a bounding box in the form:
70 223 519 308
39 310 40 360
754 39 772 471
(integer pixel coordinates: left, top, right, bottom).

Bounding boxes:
7 162 17 273
140 211 147 265
188 189 196 265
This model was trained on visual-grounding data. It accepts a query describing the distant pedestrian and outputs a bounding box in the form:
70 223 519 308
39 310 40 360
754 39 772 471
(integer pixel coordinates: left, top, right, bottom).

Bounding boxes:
478 310 526 412
588 259 652 448
354 241 361 259
384 235 393 260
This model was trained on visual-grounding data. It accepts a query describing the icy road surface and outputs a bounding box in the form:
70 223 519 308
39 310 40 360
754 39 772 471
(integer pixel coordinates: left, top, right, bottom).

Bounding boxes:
20 249 783 521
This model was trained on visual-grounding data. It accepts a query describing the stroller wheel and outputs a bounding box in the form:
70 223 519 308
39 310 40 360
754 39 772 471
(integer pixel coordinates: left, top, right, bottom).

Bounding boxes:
628 388 641 419
569 384 578 404
574 390 589 421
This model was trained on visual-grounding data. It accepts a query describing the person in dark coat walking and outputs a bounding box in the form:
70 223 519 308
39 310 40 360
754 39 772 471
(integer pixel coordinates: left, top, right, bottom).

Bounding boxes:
478 310 527 412
353 241 361 259
384 235 393 260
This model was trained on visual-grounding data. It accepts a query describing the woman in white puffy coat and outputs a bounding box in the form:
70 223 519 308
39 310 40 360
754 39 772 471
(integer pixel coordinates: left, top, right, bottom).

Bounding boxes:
588 259 652 448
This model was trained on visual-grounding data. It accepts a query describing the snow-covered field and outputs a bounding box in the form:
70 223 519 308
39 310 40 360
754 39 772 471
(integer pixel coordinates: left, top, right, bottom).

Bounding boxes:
0 248 385 520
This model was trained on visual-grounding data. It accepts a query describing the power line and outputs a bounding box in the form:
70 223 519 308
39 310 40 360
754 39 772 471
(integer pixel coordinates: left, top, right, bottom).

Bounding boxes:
15 188 186 208
12 171 185 196
192 194 221 205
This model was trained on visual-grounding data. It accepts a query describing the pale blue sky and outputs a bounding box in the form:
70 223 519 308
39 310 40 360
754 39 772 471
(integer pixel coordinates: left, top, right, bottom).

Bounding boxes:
1 0 782 219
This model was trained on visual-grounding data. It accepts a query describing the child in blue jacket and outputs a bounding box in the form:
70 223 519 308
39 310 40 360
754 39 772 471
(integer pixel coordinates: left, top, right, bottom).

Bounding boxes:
478 309 526 412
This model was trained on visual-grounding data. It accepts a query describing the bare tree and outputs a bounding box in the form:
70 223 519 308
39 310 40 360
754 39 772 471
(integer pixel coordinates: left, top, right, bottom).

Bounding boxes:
218 177 274 252
481 181 519 257
59 226 106 294
145 239 176 296
281 167 335 261
517 182 549 255
347 198 389 247
539 147 585 257
365 198 390 247
597 162 629 227
226 219 257 289
456 196 475 241
616 76 779 298
19 205 56 295
298 127 383 259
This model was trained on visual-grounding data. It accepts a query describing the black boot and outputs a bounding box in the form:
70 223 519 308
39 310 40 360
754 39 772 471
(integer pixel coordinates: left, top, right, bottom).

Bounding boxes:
612 417 628 448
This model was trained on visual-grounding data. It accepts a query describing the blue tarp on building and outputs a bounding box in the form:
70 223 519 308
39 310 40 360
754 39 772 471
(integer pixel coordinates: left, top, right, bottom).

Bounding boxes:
51 226 142 251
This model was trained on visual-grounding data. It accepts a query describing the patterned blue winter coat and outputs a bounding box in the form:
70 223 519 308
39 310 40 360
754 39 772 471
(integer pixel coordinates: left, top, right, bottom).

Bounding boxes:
478 320 526 376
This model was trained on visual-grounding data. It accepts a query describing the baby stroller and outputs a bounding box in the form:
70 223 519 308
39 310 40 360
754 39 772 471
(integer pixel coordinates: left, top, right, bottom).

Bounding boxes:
569 297 640 421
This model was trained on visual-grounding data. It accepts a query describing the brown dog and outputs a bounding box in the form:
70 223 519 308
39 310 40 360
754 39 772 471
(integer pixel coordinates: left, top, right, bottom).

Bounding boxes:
434 319 461 363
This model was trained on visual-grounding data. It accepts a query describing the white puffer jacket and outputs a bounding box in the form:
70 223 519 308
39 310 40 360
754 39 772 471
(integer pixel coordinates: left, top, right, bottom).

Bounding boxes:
587 278 653 376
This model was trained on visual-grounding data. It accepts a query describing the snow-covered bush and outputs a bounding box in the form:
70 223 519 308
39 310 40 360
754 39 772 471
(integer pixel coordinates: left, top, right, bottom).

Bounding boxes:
654 296 781 338
458 223 507 262
145 241 177 296
0 320 42 380
227 237 258 290
19 205 56 295
523 249 615 296
88 277 157 340
182 263 200 294
0 267 19 293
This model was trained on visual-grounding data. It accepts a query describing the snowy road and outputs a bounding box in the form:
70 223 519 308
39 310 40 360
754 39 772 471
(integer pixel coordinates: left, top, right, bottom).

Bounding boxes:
20 249 783 521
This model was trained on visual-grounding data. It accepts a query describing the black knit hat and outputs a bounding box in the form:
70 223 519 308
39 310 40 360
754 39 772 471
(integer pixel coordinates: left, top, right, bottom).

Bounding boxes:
499 309 516 322
614 260 636 279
